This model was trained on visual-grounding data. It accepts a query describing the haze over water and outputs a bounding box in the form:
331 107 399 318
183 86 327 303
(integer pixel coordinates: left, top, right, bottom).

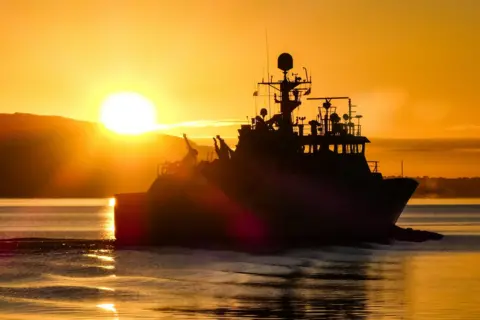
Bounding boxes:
0 198 479 319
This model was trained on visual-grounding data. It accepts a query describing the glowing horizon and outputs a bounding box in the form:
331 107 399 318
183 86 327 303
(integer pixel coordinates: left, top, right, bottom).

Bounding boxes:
2 1 478 138
1 0 479 175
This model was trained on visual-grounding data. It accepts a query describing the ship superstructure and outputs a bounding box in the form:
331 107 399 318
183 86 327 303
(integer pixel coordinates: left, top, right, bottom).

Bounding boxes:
113 53 419 248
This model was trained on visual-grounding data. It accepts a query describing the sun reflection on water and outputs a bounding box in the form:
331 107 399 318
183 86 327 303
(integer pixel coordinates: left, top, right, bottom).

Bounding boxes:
85 253 115 262
97 286 115 292
84 250 115 272
100 265 115 270
103 200 115 239
97 303 119 320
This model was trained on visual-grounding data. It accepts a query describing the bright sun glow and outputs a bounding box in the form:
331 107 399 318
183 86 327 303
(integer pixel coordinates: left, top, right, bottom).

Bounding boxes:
100 92 157 135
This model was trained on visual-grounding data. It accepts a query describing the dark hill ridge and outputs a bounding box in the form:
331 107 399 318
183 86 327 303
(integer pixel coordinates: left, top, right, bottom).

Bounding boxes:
0 113 478 198
0 113 212 197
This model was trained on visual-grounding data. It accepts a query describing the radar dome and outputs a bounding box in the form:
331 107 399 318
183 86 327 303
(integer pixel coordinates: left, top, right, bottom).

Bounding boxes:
260 108 268 118
330 113 340 123
278 53 293 72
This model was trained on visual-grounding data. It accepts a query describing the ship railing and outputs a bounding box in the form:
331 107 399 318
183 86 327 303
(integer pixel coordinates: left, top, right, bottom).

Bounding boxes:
368 160 379 173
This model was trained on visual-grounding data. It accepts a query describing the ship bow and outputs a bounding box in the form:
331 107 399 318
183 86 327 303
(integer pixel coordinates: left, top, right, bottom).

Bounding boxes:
381 177 418 224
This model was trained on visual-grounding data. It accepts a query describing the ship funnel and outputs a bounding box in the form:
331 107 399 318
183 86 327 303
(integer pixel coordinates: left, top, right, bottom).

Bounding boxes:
278 53 293 72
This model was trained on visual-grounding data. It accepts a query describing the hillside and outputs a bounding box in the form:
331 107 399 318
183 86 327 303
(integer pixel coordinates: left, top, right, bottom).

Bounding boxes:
0 113 212 197
0 113 479 198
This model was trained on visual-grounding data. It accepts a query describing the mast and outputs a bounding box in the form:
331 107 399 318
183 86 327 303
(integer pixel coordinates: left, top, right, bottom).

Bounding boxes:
257 53 311 132
348 99 352 135
266 29 271 116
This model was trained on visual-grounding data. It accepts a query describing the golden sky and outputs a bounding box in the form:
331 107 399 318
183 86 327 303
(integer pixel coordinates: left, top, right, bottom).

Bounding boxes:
0 0 479 139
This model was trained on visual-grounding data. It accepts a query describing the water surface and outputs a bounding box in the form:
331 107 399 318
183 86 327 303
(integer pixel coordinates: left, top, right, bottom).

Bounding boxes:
0 198 478 319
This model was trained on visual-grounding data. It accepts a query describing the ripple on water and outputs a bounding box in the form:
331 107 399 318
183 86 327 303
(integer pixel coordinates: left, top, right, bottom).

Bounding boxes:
0 197 479 319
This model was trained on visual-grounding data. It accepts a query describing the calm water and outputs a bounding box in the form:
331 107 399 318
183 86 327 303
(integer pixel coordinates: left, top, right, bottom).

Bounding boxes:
0 199 479 319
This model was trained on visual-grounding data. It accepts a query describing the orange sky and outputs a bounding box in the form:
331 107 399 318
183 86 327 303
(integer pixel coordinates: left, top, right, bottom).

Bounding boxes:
1 0 479 140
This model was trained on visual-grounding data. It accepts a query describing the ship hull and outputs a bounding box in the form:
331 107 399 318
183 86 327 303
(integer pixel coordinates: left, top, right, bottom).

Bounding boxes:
113 176 418 249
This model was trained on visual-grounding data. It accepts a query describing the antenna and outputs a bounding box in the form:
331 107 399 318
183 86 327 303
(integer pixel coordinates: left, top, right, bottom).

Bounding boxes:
348 102 358 135
348 99 352 134
401 160 404 177
355 115 363 136
265 29 271 116
253 82 258 116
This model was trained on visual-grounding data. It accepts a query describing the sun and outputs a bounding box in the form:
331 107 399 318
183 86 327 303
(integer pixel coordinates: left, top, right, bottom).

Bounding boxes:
100 92 157 135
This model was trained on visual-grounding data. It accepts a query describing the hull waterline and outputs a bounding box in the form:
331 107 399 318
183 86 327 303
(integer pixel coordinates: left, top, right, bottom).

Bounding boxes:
113 177 419 248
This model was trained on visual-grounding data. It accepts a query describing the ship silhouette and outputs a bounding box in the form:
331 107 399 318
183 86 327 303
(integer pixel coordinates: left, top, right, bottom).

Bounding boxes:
113 53 430 249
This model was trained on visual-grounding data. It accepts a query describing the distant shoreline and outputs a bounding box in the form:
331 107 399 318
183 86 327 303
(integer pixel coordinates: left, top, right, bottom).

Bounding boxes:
1 177 480 199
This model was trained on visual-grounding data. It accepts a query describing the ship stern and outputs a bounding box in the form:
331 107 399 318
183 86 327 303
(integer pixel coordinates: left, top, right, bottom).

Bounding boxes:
114 192 150 246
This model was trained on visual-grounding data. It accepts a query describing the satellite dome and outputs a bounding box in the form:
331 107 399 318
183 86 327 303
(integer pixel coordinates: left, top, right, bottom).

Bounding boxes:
330 113 340 123
260 108 268 118
278 53 293 72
